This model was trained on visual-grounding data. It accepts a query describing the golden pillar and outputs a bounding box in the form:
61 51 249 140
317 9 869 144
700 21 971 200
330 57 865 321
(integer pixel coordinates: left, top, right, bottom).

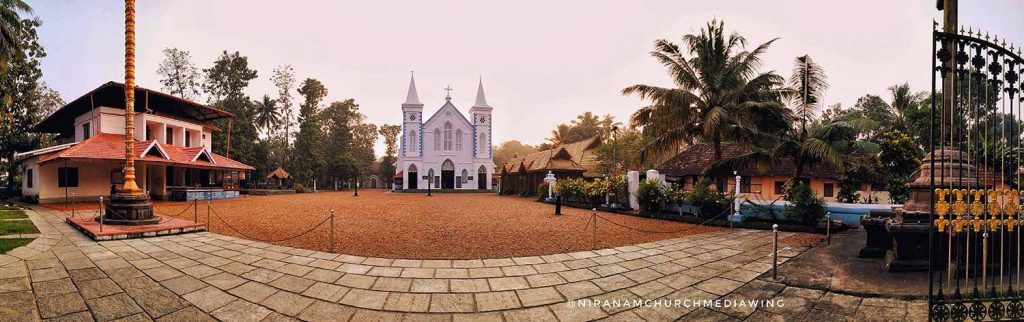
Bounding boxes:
121 0 141 195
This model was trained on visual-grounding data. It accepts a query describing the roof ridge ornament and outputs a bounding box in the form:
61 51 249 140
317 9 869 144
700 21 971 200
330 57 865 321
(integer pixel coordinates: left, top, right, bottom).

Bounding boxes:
444 85 453 101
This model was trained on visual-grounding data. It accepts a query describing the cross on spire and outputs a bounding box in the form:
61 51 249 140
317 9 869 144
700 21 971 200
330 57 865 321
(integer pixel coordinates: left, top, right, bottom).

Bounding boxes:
444 85 453 101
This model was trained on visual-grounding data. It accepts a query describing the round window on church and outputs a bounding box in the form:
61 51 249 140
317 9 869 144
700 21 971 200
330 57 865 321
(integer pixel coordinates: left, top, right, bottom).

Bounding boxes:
410 114 416 121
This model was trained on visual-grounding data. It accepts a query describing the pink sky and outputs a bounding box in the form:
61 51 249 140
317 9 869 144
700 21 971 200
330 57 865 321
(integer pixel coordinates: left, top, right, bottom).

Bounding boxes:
32 0 1024 155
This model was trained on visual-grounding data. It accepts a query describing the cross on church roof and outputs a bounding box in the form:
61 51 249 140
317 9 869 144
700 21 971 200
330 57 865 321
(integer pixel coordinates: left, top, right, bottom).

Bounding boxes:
444 85 453 101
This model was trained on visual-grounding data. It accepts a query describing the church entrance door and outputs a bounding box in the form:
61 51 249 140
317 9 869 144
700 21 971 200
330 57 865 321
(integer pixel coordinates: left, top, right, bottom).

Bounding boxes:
478 166 487 190
441 160 455 189
407 164 418 190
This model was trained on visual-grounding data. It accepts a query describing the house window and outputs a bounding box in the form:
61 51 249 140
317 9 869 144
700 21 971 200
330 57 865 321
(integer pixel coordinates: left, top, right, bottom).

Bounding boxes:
58 167 79 188
166 128 174 145
443 122 453 151
824 183 835 197
455 130 463 151
774 181 785 195
740 177 752 193
185 131 192 147
82 123 91 139
25 169 33 188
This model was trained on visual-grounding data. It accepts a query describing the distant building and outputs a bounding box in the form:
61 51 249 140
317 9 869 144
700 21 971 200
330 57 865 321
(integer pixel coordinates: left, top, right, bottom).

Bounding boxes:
499 136 602 196
14 82 254 203
394 75 495 191
658 142 884 202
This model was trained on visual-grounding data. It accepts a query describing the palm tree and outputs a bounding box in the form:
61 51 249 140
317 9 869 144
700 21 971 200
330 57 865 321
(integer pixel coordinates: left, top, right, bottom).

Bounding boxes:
789 55 828 132
0 0 30 62
622 19 789 188
255 95 280 137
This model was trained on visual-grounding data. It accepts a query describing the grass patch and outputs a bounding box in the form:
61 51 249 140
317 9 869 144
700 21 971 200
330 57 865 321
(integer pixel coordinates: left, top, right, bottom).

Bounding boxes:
0 210 27 219
0 238 34 253
0 220 39 235
0 205 18 210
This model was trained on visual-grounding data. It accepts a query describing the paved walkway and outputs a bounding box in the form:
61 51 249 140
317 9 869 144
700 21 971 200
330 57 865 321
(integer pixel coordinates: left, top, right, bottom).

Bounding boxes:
0 206 927 321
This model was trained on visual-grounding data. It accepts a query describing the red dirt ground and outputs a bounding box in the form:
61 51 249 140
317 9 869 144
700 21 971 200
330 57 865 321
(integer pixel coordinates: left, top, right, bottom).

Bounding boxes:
48 190 731 259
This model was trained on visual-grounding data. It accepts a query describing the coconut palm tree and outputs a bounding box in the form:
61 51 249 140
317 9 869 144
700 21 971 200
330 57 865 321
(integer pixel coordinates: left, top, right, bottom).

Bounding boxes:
0 0 31 63
255 95 280 137
622 19 789 189
789 55 828 132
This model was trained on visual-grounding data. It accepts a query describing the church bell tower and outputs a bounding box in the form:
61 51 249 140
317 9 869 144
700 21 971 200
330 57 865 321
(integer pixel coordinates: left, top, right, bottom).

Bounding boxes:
469 78 493 159
402 73 424 157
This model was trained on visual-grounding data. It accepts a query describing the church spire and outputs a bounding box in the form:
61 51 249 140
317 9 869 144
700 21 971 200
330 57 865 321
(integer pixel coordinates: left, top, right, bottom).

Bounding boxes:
404 72 421 105
473 77 490 108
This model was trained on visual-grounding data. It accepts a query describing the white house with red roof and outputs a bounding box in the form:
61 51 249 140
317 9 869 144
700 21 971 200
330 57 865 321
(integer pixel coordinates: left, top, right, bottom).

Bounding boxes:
14 82 254 203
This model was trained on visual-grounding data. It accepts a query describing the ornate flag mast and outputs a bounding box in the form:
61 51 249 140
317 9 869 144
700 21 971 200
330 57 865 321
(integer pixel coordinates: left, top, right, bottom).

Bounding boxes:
104 0 156 225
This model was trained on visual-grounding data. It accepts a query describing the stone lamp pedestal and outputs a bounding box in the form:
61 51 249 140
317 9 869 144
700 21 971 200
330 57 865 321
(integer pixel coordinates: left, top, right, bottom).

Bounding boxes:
103 193 158 226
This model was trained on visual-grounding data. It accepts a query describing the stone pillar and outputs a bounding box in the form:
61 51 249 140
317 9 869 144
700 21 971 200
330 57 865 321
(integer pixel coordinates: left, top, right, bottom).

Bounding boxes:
627 171 640 210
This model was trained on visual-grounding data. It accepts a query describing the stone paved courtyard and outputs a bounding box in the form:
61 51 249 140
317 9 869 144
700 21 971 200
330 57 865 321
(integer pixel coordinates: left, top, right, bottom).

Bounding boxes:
0 205 927 321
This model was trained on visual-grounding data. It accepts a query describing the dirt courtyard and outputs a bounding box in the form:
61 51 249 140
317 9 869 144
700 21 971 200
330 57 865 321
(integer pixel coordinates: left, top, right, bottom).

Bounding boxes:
58 190 724 259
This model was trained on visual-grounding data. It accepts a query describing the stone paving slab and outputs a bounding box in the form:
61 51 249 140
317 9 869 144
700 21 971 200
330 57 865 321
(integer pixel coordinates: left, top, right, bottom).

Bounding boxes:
0 204 928 321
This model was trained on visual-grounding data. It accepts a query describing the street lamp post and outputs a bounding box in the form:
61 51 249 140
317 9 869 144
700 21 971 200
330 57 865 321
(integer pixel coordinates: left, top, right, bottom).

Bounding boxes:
427 176 432 197
354 172 359 197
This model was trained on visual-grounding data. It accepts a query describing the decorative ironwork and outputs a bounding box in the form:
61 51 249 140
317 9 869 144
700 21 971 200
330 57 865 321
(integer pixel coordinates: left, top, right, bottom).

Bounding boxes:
929 24 1024 321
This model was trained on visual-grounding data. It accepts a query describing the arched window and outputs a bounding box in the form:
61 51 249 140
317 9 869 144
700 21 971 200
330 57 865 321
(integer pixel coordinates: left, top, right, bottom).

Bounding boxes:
461 169 468 183
443 122 453 151
478 132 487 154
433 128 441 150
455 130 463 151
408 130 417 153
408 164 418 172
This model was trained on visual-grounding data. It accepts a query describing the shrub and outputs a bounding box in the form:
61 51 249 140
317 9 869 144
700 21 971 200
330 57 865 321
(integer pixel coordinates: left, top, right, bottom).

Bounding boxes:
685 177 732 218
886 177 909 204
536 182 550 201
636 179 670 213
784 181 825 225
294 183 307 193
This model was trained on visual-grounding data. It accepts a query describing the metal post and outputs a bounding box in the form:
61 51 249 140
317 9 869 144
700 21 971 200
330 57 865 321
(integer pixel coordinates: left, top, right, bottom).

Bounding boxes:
772 224 779 280
330 209 335 252
826 212 832 246
99 197 104 232
592 208 597 250
193 197 198 223
207 201 211 232
555 195 562 215
71 192 76 218
354 176 359 197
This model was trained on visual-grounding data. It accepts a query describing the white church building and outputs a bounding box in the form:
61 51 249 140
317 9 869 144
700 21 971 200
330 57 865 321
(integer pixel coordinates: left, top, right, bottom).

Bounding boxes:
396 75 494 191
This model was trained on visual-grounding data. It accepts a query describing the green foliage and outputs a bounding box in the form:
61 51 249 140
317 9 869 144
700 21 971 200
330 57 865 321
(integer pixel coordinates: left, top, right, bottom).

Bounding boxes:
379 124 401 186
878 131 922 179
156 48 201 100
0 219 38 234
0 238 33 254
636 179 669 213
0 210 26 219
293 183 307 193
203 51 258 103
292 79 328 184
547 112 620 146
536 182 550 201
836 174 861 203
886 177 910 204
623 19 789 167
2 17 57 192
685 177 733 218
595 128 653 176
784 181 825 225
555 177 625 205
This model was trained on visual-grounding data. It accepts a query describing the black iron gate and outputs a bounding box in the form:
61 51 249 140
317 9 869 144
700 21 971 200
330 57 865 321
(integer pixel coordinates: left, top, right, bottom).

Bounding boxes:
929 23 1024 321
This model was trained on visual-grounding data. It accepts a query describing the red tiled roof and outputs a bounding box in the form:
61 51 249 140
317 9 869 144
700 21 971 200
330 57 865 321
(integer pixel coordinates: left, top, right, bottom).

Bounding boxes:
37 133 254 170
657 142 841 179
394 170 403 179
501 136 601 174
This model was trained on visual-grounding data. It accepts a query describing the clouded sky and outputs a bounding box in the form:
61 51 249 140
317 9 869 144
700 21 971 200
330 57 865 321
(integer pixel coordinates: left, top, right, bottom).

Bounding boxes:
29 1 1024 155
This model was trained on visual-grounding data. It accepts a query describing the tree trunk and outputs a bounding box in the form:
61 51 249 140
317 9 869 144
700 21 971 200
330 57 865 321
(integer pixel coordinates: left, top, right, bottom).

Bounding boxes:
713 138 725 192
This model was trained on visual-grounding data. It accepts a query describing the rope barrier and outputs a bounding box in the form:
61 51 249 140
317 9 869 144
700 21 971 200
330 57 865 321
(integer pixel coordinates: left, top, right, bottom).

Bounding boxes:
208 205 332 243
594 207 731 234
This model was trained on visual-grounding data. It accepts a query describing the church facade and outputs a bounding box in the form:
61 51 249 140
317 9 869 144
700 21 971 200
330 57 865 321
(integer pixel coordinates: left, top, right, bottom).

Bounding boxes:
396 75 494 191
